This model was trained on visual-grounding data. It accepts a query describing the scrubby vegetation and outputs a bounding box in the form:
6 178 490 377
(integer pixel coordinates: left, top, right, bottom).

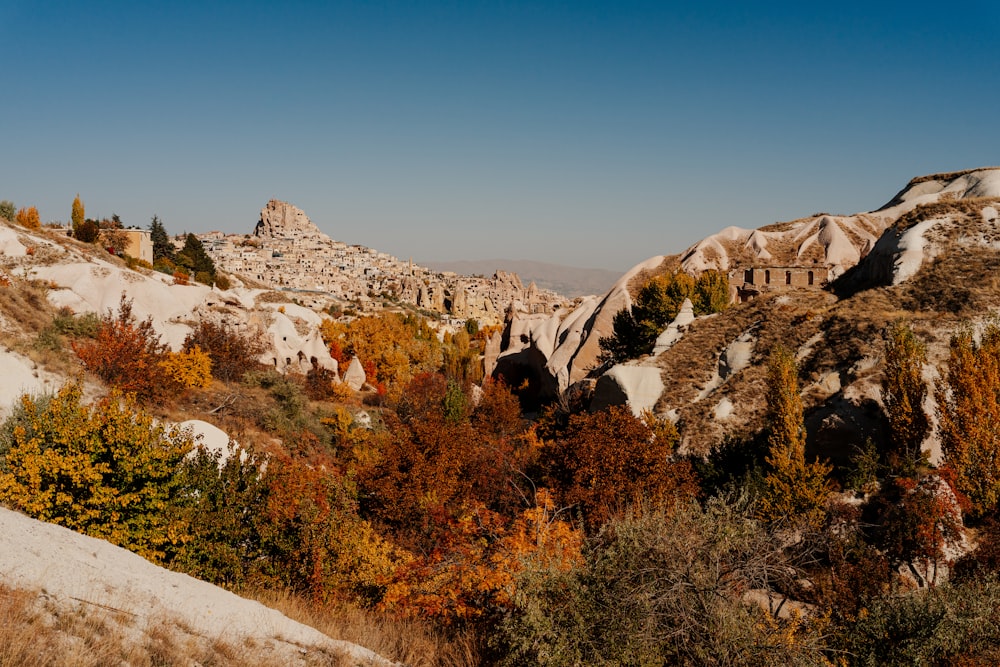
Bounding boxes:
599 269 730 363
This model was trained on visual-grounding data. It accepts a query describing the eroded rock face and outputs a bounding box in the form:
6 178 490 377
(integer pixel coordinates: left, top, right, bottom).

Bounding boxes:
590 365 664 417
254 199 322 239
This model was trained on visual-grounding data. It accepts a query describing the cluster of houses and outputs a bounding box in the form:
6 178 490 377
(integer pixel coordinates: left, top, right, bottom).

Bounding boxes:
196 218 567 325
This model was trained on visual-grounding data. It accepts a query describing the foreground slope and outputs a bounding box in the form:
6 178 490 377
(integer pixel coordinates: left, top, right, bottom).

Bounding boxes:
0 507 392 665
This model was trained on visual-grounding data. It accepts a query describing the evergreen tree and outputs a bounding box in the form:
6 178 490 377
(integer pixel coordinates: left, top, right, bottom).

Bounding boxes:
0 200 15 222
176 233 216 284
149 215 174 261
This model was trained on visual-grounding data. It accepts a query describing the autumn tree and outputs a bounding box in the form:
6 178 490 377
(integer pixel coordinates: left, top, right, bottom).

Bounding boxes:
939 324 1000 517
256 449 405 604
758 346 831 529
882 322 930 474
72 293 172 402
0 383 193 562
14 206 40 229
538 405 698 530
321 313 443 400
867 474 964 587
71 193 85 236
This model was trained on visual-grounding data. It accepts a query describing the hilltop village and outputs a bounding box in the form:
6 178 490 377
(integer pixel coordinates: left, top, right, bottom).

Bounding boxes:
198 199 570 325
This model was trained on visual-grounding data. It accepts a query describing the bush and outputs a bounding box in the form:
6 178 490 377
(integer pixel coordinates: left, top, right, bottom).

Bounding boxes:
159 346 213 390
830 575 1000 665
304 365 340 401
183 320 266 383
0 383 193 562
171 443 269 588
73 219 100 243
72 294 173 403
0 200 15 222
497 497 826 665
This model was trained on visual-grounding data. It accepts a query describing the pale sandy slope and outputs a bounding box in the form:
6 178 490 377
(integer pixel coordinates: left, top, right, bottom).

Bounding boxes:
0 507 393 666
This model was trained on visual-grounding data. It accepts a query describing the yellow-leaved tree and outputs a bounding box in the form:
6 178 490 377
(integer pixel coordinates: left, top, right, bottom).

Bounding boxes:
0 383 193 561
71 194 84 234
939 324 1000 517
882 322 930 474
758 346 831 529
14 206 40 229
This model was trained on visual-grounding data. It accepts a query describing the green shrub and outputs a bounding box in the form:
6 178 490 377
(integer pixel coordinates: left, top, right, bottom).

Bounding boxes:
497 497 826 665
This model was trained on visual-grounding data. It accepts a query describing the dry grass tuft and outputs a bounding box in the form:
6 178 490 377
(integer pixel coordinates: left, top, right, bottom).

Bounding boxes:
250 588 479 667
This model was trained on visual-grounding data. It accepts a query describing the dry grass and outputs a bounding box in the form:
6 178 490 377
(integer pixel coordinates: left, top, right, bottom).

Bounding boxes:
0 583 351 667
892 197 1000 233
654 291 837 455
250 588 479 667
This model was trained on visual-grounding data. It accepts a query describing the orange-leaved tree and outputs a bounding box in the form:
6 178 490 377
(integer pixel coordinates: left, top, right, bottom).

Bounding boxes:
14 206 40 229
939 324 1000 517
378 490 582 622
255 448 406 605
72 293 172 402
539 404 698 530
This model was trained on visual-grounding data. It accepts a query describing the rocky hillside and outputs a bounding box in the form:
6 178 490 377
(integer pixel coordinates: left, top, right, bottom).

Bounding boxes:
203 199 571 325
494 167 1000 461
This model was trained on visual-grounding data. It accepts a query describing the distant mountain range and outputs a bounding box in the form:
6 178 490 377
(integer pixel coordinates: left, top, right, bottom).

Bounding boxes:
422 259 623 298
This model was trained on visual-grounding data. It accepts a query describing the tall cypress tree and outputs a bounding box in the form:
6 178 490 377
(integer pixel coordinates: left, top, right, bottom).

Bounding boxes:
759 345 831 529
149 215 174 262
71 194 85 236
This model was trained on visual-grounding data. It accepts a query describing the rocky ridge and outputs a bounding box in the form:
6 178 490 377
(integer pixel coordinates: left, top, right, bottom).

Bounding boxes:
493 167 1000 459
204 199 570 325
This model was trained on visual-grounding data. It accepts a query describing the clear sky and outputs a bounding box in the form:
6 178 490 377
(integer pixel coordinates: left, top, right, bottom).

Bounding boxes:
2 1 998 271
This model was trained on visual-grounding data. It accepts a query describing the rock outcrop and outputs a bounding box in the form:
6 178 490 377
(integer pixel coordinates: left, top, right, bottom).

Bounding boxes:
254 199 323 239
491 167 1000 449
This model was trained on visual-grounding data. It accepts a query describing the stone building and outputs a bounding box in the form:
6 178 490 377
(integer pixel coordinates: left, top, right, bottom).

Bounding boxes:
732 266 830 302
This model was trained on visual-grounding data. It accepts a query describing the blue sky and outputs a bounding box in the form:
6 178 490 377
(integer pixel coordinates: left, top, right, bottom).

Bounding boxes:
2 1 998 271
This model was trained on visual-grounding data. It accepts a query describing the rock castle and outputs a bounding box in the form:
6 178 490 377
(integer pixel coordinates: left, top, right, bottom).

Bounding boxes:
201 200 569 325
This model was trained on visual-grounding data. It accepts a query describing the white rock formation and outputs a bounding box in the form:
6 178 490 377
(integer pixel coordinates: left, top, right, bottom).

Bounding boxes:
343 356 367 391
590 365 664 417
652 298 695 356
